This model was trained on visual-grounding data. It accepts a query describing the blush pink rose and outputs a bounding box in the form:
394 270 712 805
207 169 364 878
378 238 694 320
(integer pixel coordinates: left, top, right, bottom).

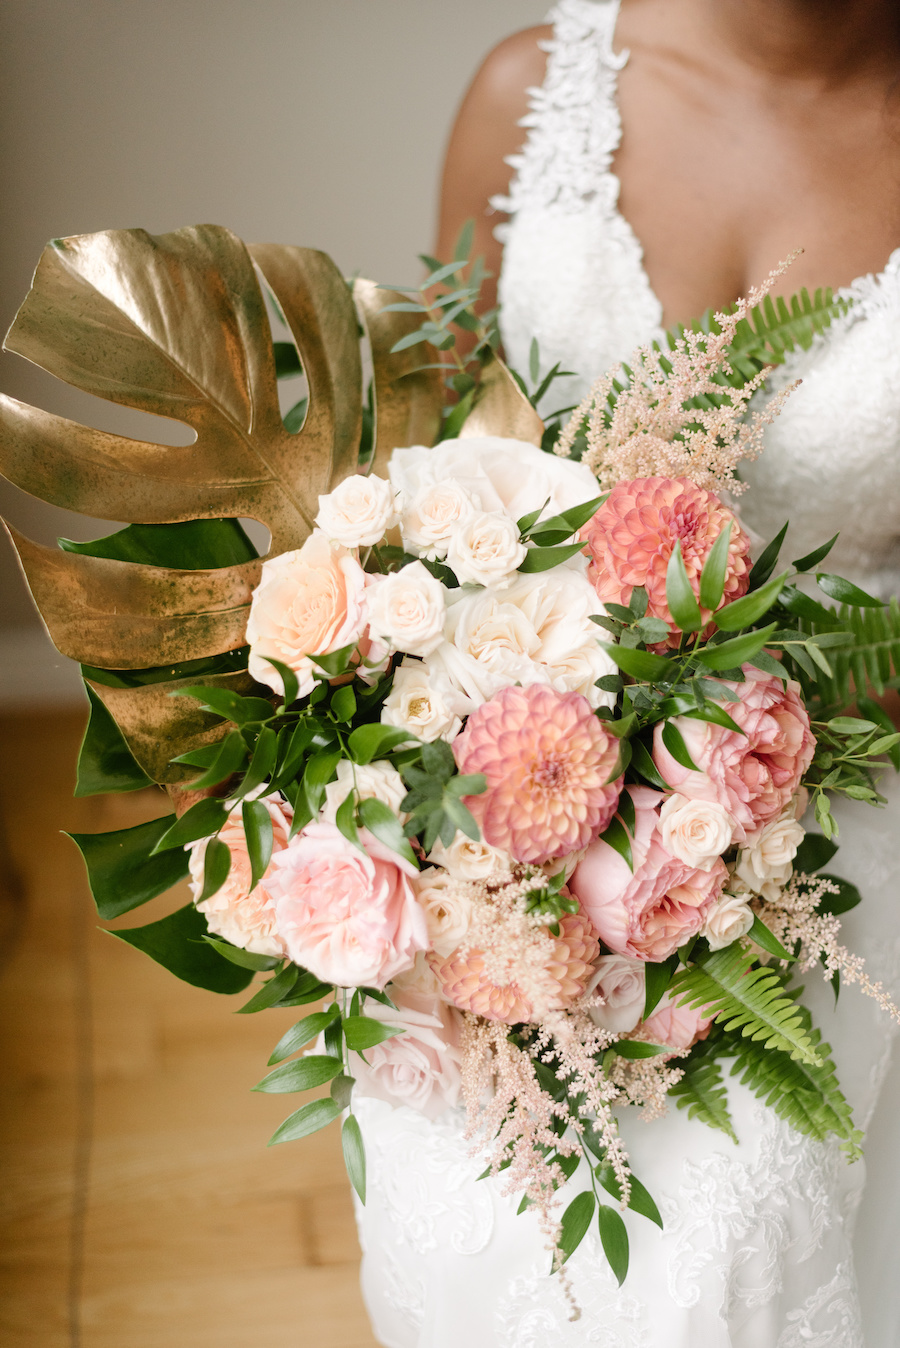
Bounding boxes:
350 989 463 1120
641 990 713 1051
570 786 727 962
246 530 369 699
268 822 428 988
652 666 815 844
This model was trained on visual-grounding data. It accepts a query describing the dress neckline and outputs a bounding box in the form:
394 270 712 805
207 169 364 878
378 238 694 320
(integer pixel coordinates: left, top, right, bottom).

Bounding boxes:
565 0 900 329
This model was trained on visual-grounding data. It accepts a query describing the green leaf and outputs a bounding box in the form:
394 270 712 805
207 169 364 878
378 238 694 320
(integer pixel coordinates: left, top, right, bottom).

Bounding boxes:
183 730 248 790
309 643 357 678
276 972 334 1007
792 533 840 572
600 644 676 682
793 833 838 873
301 749 341 821
242 798 274 891
60 517 257 569
174 685 275 724
108 903 253 993
68 815 189 919
268 1097 341 1146
699 522 733 611
749 915 795 962
670 1053 737 1142
151 797 228 852
599 814 633 870
348 723 414 765
331 684 357 722
335 790 363 850
630 738 671 790
75 682 153 796
625 1175 663 1229
612 1040 670 1059
643 955 679 1019
527 494 606 542
747 521 789 589
230 725 278 802
828 716 879 735
693 623 777 671
343 1113 367 1204
262 656 299 707
331 1074 356 1110
518 541 586 573
344 1014 404 1051
197 836 231 902
816 874 862 916
236 963 299 1014
268 1008 341 1064
661 720 699 772
272 340 303 378
714 576 787 631
555 1190 595 1268
665 541 703 633
254 1053 344 1094
283 397 307 434
201 936 280 971
597 1204 629 1286
816 573 884 607
682 704 745 734
358 797 419 866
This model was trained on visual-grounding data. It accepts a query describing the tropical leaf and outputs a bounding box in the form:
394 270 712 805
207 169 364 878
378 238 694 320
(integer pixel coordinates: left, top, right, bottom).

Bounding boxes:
457 350 544 446
669 1052 737 1143
669 945 821 1064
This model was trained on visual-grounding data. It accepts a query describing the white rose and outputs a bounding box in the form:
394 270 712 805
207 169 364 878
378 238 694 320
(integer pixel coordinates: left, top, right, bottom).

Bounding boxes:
380 659 471 743
736 816 805 889
400 480 480 560
389 437 599 525
412 868 474 956
431 563 616 709
390 951 443 999
321 758 408 823
445 511 527 589
659 794 734 871
428 831 511 881
701 892 755 951
367 561 447 657
315 473 397 549
584 955 646 1033
350 992 463 1120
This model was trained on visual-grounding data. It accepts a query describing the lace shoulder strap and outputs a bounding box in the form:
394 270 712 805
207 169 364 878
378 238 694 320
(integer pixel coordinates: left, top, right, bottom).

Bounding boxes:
492 0 627 220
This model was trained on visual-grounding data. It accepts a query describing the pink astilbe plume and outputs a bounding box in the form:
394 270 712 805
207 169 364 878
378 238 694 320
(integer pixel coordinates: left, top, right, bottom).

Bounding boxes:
454 684 623 865
555 258 800 494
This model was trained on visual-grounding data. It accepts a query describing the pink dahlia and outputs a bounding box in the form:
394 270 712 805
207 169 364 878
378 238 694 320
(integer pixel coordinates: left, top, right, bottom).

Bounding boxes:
580 476 751 647
430 911 599 1024
453 684 623 865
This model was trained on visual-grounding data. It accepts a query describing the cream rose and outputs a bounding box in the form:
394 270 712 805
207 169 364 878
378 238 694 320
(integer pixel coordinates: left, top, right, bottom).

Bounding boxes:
659 793 734 871
246 531 368 698
349 990 463 1120
412 868 474 956
445 510 527 589
701 891 756 950
584 954 646 1033
400 480 479 560
427 830 511 881
367 561 447 657
315 472 397 549
380 659 471 743
736 816 805 890
321 758 408 824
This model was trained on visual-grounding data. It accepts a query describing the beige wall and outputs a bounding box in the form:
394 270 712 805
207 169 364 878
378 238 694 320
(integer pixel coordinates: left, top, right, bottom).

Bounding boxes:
0 0 547 699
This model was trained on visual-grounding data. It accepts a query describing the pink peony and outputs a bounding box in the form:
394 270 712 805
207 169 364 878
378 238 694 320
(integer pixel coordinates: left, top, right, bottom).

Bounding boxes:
581 476 750 647
430 911 599 1024
246 530 369 699
190 793 292 957
453 684 623 865
349 988 463 1120
570 786 727 962
641 990 713 1051
652 666 815 844
268 822 428 988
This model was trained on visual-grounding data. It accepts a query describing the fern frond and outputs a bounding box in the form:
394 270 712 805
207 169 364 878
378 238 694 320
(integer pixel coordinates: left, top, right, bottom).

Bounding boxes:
728 1010 862 1159
670 946 821 1064
669 1053 737 1142
789 597 900 713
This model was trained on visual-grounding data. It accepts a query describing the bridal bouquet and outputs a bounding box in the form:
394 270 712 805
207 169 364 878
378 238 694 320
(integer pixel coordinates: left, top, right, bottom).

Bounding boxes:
3 224 898 1291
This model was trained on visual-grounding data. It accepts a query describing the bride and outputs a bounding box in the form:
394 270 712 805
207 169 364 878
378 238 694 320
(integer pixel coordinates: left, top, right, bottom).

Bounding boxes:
354 2 900 1344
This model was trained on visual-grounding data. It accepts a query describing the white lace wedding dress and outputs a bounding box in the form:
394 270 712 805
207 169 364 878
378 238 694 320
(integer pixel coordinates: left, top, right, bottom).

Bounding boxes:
353 3 900 1343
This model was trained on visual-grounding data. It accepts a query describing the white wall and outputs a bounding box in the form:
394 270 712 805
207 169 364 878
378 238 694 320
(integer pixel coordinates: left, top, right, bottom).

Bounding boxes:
0 0 548 702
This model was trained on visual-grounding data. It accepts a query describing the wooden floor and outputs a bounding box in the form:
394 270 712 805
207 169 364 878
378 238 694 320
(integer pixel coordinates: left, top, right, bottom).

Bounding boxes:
0 711 380 1348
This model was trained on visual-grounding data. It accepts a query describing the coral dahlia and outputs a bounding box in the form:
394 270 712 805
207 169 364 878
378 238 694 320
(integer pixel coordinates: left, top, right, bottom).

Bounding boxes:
581 476 751 647
431 910 599 1024
453 684 622 865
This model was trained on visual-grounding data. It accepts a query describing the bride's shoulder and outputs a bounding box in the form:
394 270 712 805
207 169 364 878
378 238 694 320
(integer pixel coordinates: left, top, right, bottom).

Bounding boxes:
459 25 551 120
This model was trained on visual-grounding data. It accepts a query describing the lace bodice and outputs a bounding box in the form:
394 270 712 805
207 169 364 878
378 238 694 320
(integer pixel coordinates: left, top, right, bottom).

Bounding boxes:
354 6 900 1345
495 0 900 600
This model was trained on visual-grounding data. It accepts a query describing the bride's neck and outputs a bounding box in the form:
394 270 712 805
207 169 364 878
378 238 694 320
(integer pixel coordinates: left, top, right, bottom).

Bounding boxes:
695 0 900 82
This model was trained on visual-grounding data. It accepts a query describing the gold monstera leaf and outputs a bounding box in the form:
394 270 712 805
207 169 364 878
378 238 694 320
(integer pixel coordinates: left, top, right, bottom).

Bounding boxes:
0 224 442 782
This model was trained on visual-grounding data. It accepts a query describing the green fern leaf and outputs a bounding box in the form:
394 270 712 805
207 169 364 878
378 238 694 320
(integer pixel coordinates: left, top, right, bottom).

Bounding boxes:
669 1053 738 1142
670 946 821 1064
728 1009 862 1159
785 596 900 714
